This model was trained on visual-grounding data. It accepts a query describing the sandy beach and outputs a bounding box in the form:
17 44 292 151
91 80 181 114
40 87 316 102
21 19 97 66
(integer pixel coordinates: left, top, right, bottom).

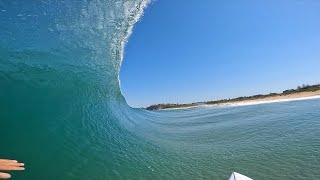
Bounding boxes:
159 90 320 110
204 90 320 108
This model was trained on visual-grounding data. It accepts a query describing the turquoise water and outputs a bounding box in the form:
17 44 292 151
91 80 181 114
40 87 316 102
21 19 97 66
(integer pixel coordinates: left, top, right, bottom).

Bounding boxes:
1 1 320 179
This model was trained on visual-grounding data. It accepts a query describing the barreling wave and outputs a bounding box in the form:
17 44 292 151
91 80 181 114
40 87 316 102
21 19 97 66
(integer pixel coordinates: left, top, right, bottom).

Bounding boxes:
0 1 165 179
0 0 149 99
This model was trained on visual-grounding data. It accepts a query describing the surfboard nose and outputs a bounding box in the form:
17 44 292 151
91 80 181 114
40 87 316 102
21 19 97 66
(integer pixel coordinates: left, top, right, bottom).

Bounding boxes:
229 172 253 180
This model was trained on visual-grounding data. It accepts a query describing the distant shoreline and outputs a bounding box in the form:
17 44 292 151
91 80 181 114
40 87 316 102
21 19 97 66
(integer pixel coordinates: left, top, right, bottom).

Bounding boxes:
146 84 320 110
201 91 320 108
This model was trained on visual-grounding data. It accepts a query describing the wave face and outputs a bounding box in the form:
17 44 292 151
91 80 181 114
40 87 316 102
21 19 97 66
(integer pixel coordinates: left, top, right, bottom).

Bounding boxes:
1 1 320 180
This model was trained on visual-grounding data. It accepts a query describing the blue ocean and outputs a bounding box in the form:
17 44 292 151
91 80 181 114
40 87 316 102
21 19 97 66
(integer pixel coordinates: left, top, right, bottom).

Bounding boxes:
0 1 319 179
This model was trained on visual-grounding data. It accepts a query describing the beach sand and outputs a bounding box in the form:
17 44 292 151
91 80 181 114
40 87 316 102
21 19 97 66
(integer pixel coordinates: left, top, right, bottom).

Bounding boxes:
158 90 320 111
206 90 320 108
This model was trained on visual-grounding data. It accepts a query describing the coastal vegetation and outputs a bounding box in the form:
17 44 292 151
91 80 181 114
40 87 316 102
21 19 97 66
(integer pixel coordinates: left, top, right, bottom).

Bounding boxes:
146 84 320 110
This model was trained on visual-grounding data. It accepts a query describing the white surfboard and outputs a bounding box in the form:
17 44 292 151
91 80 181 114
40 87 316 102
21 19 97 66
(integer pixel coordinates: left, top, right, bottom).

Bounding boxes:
229 172 253 180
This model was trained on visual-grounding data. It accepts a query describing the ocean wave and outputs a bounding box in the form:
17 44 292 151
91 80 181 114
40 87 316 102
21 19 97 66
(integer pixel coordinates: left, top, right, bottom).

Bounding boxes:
1 1 320 179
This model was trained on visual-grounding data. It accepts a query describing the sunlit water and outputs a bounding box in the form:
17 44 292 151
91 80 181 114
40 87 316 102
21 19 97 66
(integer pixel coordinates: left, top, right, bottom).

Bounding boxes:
1 1 320 179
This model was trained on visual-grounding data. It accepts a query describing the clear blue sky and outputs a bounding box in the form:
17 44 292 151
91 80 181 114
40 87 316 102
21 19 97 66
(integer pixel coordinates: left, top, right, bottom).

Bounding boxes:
120 0 320 107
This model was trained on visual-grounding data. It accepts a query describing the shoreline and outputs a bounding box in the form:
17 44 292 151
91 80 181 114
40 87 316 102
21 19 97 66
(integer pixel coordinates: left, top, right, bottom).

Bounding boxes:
205 92 320 108
163 91 320 111
147 85 320 111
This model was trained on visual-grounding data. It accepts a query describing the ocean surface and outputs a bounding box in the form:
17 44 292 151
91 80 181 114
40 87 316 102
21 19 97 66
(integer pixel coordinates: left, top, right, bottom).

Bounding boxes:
1 1 320 179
